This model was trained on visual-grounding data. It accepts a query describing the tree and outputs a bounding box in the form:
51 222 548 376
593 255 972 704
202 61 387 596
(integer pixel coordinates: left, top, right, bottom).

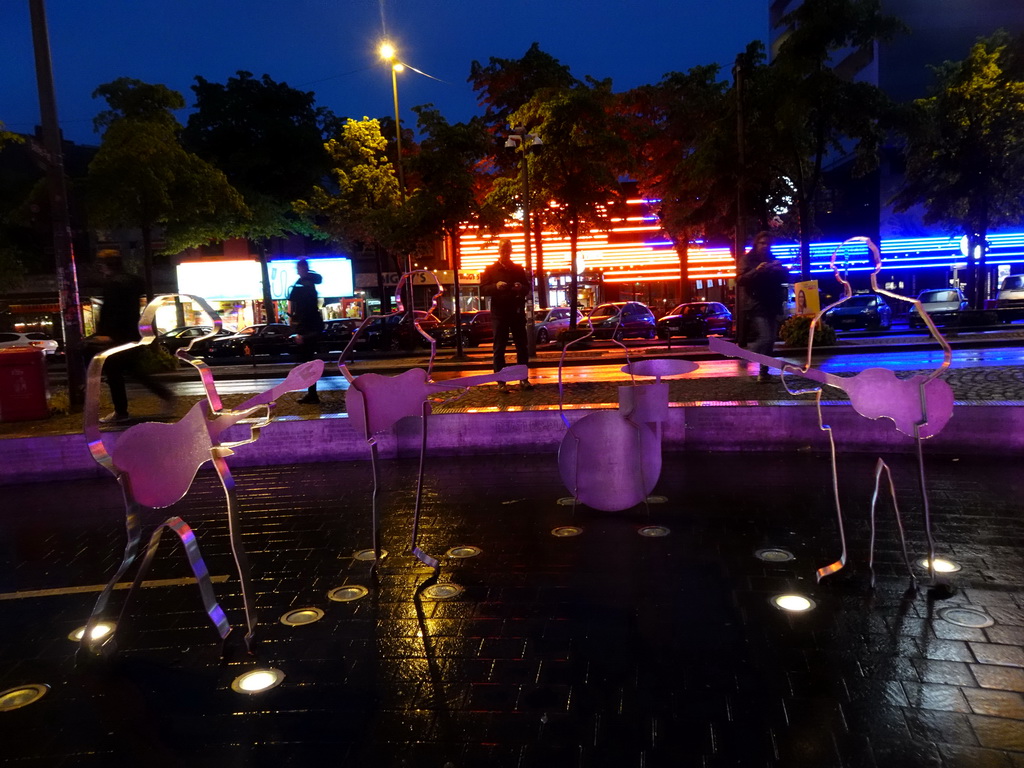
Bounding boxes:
406 106 491 347
892 31 1024 308
511 80 630 325
293 117 404 311
87 78 249 297
183 71 336 240
754 0 905 279
622 66 732 303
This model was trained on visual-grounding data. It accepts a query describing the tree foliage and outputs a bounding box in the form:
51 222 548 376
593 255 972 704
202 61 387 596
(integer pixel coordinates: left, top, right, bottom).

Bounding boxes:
748 0 904 279
183 71 335 239
622 65 731 301
87 78 249 295
892 31 1024 307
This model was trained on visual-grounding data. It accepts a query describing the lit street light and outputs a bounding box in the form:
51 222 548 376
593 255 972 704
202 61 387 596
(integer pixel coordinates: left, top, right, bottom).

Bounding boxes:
505 128 542 357
379 42 407 202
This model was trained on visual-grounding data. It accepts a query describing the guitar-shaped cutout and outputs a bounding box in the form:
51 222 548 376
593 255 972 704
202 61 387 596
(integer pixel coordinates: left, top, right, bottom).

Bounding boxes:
112 360 324 508
709 338 953 439
345 365 528 437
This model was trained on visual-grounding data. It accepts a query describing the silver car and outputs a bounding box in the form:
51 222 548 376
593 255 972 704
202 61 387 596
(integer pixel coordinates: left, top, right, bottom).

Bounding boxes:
532 307 581 345
908 288 968 328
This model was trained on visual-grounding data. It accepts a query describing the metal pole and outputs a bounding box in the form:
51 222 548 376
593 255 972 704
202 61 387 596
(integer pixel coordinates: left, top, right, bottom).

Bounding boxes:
389 64 413 314
29 0 85 406
732 55 747 346
521 146 536 358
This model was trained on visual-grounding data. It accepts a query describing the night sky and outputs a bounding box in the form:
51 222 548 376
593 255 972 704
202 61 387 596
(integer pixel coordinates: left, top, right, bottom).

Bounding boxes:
1 0 766 145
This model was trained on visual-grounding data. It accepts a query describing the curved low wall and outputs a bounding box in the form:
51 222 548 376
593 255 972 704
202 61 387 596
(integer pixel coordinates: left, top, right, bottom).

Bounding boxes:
1 401 1018 486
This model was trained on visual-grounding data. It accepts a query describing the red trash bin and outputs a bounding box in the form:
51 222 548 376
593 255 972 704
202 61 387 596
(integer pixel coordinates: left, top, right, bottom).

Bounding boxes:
0 347 50 422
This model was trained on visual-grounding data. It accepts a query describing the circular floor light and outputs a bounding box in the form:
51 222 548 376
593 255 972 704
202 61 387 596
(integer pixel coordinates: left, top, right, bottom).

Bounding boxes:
354 549 387 562
279 607 324 626
556 497 577 506
0 684 48 712
638 525 670 537
446 545 482 559
646 495 668 504
327 585 369 603
551 526 583 537
771 594 816 612
68 621 116 644
421 583 464 600
231 668 285 694
939 607 994 629
917 557 961 573
756 548 795 563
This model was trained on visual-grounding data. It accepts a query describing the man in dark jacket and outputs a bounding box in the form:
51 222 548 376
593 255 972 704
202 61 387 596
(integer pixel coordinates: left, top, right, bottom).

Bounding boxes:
480 241 532 391
94 250 173 423
736 231 790 382
287 259 324 404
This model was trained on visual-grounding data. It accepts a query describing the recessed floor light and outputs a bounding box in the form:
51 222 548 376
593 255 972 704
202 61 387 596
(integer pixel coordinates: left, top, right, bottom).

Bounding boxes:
354 549 387 561
939 607 993 628
0 684 48 712
646 495 668 504
231 668 284 694
771 594 816 612
756 548 795 563
279 607 324 626
421 583 464 600
68 621 116 643
556 497 578 506
638 525 670 537
446 546 482 559
327 585 369 602
551 526 583 537
917 557 961 573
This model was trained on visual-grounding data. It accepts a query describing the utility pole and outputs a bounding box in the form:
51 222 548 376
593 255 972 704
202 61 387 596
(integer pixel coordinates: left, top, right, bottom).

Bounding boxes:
29 0 85 405
732 54 747 347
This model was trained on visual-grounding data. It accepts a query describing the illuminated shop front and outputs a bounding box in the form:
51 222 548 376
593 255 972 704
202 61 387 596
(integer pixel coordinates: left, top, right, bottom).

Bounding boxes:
174 257 354 330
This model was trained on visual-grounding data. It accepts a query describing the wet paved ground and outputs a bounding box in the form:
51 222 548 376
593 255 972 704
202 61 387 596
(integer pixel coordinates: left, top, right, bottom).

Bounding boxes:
1 451 1023 767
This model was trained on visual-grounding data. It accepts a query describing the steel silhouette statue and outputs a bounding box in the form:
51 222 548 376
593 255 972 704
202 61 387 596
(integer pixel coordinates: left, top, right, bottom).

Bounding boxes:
712 237 954 589
82 295 323 655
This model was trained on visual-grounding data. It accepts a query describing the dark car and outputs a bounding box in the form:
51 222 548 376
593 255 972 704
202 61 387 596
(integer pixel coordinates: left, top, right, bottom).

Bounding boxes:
429 310 494 348
202 324 295 358
586 301 657 341
908 288 968 329
657 302 733 339
357 311 442 351
319 318 361 354
823 294 893 331
156 325 232 354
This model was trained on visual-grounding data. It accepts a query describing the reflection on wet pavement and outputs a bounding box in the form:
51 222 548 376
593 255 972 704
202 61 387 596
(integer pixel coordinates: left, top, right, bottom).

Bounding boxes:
0 451 1022 766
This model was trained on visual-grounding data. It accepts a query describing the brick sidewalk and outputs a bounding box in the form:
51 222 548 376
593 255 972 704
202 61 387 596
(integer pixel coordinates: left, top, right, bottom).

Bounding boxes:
0 452 1022 766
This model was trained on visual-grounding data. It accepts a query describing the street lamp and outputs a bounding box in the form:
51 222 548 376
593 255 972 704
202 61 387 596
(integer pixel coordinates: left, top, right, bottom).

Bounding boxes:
379 42 406 202
505 127 542 357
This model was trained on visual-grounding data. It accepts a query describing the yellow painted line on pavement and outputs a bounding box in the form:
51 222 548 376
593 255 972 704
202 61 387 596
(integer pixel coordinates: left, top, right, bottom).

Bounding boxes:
0 575 230 600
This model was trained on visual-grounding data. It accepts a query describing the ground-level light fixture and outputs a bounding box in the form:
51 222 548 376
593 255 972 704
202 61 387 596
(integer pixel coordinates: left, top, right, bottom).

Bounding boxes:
917 557 961 573
327 585 369 602
354 548 387 561
231 668 285 694
446 545 482 559
421 583 464 600
68 621 116 643
0 684 49 712
551 526 583 537
638 526 670 537
771 594 816 612
279 607 324 626
755 548 795 563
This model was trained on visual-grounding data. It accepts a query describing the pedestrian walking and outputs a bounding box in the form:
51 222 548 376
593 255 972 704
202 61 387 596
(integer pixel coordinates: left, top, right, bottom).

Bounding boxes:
480 241 532 392
288 259 325 404
737 232 790 382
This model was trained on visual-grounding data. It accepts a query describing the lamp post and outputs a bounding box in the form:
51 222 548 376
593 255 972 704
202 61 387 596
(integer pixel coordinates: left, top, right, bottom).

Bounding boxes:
379 43 406 203
505 128 542 357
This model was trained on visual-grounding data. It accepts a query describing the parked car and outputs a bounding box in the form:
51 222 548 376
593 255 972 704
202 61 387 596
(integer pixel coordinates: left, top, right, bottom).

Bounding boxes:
657 302 733 339
356 311 442 351
996 274 1024 319
156 325 232 353
908 288 968 329
0 331 60 355
532 307 581 344
319 318 361 354
202 323 295 358
429 310 494 348
585 301 657 341
823 294 893 331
